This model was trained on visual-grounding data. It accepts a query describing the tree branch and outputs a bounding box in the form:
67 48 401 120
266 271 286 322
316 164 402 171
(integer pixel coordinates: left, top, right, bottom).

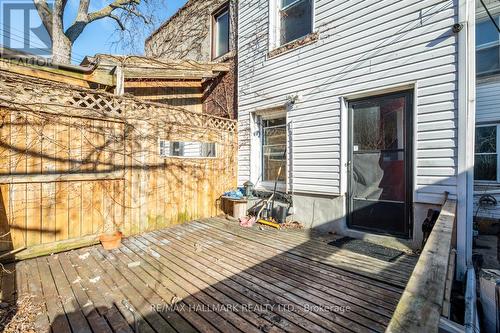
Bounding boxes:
109 14 126 30
65 0 142 43
64 0 90 42
119 7 151 25
87 0 140 23
75 0 90 21
33 0 53 38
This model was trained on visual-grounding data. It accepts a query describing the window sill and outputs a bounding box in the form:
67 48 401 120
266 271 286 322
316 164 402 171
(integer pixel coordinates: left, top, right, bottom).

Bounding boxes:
474 180 500 186
476 71 500 84
267 32 319 59
211 50 236 63
161 156 219 160
256 182 287 193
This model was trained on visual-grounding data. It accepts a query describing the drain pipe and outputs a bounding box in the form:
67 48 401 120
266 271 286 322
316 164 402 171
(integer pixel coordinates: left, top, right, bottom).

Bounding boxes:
464 266 480 333
457 0 476 280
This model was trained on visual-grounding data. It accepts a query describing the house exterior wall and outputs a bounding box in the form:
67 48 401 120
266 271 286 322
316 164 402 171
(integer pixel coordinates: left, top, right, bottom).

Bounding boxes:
145 0 238 119
238 0 460 246
202 60 237 119
145 0 237 61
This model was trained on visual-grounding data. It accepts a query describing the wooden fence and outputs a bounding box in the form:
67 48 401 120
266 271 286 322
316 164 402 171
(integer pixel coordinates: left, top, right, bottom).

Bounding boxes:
0 69 237 258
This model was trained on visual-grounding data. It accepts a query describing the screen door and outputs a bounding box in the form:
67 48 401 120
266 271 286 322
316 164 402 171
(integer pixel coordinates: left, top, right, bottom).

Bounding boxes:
348 91 412 238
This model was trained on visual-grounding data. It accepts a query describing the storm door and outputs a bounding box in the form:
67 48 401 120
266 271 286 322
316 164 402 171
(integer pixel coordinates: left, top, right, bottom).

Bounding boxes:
347 91 412 238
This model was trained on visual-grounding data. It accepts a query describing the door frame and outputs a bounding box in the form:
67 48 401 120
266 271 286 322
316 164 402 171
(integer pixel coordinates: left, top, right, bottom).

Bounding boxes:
346 90 414 239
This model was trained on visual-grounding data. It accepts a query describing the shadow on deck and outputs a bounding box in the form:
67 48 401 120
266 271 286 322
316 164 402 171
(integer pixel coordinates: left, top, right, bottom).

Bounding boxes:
0 217 418 333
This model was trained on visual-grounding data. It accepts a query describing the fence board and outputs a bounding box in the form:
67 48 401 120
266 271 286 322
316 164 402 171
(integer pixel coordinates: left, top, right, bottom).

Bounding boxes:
41 183 56 244
26 113 42 247
0 185 10 253
81 181 93 237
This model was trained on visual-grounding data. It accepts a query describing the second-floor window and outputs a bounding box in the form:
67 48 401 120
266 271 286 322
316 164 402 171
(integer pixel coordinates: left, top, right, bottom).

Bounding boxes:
477 17 500 75
212 3 230 59
280 0 313 45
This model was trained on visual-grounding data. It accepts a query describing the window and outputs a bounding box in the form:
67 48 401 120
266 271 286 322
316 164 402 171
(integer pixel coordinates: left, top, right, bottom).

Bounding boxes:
476 17 500 75
279 0 313 45
475 125 498 181
262 118 286 182
201 142 216 157
212 4 230 59
159 140 216 158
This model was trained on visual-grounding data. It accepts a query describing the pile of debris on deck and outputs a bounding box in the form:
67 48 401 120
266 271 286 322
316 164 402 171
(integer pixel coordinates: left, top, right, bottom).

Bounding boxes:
220 181 302 230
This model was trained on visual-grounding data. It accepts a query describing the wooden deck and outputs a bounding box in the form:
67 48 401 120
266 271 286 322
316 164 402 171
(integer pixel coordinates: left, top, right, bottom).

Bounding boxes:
1 218 418 333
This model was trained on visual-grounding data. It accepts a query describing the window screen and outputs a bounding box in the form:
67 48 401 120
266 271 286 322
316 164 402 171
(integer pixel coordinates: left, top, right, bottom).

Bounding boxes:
475 125 498 181
262 118 286 182
280 0 312 45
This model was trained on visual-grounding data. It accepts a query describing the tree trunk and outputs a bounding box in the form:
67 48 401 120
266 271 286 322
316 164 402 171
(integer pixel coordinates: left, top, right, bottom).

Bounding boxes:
51 29 73 64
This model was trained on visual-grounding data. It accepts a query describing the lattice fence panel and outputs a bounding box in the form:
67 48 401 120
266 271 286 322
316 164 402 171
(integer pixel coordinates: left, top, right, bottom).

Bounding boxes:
0 70 237 133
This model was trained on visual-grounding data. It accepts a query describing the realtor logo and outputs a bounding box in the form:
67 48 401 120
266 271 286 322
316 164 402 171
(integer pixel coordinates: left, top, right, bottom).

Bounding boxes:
1 0 52 56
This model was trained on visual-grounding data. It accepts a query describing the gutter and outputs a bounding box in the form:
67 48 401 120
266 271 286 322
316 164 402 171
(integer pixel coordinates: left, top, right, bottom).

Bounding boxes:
0 47 97 74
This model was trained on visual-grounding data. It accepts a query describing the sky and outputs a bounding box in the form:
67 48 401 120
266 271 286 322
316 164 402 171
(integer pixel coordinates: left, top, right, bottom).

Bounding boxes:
0 0 188 64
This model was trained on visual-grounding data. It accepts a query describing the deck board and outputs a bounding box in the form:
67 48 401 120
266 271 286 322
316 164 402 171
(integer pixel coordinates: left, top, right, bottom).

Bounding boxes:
2 217 418 332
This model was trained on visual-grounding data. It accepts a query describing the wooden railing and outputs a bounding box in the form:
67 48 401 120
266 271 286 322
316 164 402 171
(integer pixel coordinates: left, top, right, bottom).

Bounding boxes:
386 198 457 333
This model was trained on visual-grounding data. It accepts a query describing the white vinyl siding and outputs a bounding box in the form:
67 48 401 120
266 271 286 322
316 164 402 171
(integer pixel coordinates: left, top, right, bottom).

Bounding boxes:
238 0 458 204
476 79 500 124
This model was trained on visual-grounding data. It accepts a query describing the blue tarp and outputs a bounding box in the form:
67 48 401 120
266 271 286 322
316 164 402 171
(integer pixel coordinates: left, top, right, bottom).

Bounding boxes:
223 188 245 199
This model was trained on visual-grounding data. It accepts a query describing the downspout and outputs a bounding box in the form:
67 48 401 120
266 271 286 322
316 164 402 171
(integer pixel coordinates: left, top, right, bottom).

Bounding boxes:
457 0 475 280
464 267 480 333
114 65 125 95
465 0 476 275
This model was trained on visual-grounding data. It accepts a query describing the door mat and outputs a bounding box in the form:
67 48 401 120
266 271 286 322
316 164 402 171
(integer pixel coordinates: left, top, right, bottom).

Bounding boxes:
328 237 404 262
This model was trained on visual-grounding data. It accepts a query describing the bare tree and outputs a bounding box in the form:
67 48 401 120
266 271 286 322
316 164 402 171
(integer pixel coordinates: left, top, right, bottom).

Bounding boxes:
33 0 163 64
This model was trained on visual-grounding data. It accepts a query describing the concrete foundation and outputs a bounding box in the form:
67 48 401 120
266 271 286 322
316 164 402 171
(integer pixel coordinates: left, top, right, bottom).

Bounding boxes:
288 192 441 251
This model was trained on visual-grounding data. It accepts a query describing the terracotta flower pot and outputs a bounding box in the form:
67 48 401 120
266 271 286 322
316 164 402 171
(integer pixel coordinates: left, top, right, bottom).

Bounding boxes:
99 231 123 250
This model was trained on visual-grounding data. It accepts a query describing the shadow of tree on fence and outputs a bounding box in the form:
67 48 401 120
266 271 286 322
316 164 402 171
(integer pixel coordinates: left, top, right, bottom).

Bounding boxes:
0 99 237 254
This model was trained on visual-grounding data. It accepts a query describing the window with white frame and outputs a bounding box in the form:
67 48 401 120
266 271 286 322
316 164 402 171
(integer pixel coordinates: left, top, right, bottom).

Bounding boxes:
261 117 287 182
476 17 500 75
212 3 230 59
278 0 313 45
159 140 216 158
475 125 498 181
